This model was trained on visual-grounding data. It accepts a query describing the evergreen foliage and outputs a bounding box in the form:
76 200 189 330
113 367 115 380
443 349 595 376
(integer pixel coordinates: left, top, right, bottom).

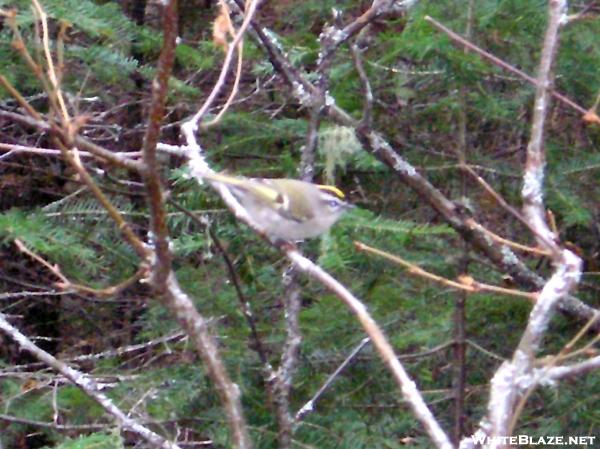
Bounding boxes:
0 0 598 448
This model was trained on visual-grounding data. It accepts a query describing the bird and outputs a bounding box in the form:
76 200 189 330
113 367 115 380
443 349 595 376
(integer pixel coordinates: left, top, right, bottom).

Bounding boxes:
203 172 353 241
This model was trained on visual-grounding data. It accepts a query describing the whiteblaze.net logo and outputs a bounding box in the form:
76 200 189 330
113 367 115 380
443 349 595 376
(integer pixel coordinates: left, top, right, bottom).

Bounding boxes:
469 434 596 446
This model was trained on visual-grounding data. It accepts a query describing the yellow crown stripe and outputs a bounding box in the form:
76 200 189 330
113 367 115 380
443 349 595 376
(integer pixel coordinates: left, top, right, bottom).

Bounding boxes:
317 184 345 199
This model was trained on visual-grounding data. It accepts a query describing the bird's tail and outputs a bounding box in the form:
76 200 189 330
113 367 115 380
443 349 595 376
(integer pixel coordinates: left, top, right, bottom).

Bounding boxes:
202 171 247 187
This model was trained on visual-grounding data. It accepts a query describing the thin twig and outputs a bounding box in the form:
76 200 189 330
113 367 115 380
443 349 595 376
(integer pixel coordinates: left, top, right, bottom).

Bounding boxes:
544 354 600 380
565 1 600 24
354 241 537 301
3 332 186 372
0 74 43 119
463 164 557 252
424 15 588 116
465 340 505 362
465 218 550 257
350 43 372 127
296 337 370 421
315 0 414 74
59 139 150 259
15 238 146 296
167 199 271 367
203 0 258 128
193 0 261 127
5 9 56 113
0 142 138 160
32 0 70 122
0 110 143 171
0 413 105 431
14 238 69 285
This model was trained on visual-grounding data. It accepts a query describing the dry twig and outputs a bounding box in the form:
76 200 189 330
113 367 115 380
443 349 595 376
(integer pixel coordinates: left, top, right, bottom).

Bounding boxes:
355 241 538 301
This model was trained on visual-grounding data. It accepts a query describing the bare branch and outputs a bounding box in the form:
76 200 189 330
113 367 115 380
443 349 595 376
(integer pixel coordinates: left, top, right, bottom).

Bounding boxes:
14 238 146 297
520 6 565 255
477 1 584 442
167 199 272 368
203 0 259 128
0 313 181 449
544 355 600 380
31 0 69 122
192 0 261 128
140 0 179 287
0 110 143 170
463 165 556 252
14 238 69 285
315 0 416 74
424 15 588 116
272 267 303 449
164 275 253 448
350 43 373 127
0 413 104 431
299 110 321 182
296 337 370 422
355 241 538 301
0 73 43 119
140 2 252 448
0 142 139 160
465 219 550 257
286 250 454 449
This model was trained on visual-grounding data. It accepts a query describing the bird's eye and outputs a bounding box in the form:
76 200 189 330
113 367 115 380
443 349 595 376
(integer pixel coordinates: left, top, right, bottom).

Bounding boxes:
329 199 341 208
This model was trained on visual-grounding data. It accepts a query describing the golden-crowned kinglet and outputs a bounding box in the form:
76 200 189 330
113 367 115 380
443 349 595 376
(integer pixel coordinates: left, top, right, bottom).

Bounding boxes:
204 172 353 241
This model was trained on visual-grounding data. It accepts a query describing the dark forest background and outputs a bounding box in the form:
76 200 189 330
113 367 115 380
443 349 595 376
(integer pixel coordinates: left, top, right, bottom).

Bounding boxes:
0 0 599 448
